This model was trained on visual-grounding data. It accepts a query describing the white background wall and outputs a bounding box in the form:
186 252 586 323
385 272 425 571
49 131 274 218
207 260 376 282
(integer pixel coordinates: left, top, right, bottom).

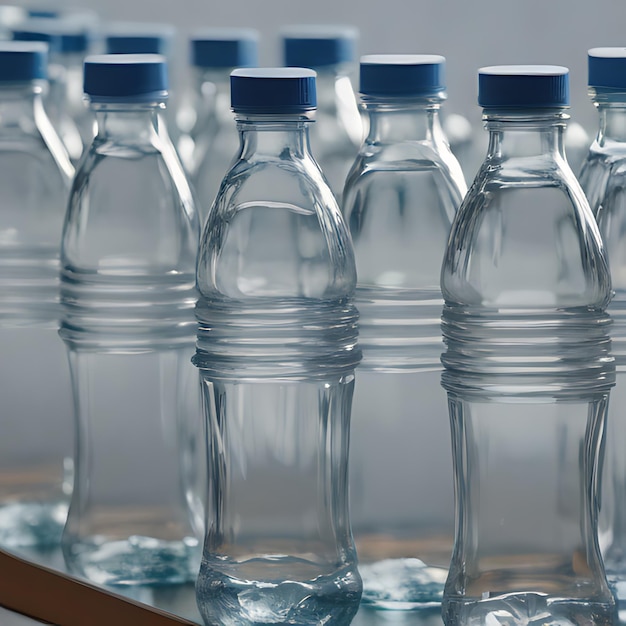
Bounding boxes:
38 0 626 134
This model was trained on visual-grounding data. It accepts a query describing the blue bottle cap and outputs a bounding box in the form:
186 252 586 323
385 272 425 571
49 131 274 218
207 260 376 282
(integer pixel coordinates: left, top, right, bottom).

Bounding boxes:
588 48 626 90
83 54 168 103
359 54 446 97
12 20 62 53
0 41 47 82
282 25 357 68
105 23 175 56
13 18 94 54
231 67 316 114
28 9 58 18
190 28 259 69
478 65 570 108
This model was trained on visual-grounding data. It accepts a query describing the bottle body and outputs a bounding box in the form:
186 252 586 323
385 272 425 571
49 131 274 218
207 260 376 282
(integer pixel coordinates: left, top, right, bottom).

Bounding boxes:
343 98 466 608
59 102 202 585
0 83 74 549
579 99 626 605
194 112 362 626
441 108 614 626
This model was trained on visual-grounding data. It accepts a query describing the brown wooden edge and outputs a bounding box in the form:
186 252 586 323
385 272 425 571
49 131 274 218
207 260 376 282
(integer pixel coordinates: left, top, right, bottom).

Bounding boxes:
0 549 199 626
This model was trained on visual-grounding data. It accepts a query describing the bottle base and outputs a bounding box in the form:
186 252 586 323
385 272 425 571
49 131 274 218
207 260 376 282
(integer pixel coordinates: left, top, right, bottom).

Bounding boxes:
443 592 615 626
359 558 445 609
63 535 200 586
196 563 362 626
0 501 67 549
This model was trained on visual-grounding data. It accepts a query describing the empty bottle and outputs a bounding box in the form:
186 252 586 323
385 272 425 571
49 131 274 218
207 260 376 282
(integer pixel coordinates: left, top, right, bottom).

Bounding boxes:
342 54 466 610
12 19 87 162
59 54 201 586
0 41 74 549
579 47 626 609
183 28 258 219
282 25 362 198
193 67 362 626
441 66 615 626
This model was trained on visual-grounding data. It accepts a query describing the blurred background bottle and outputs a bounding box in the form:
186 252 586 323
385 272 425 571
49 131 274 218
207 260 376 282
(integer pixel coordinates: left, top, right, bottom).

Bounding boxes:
180 28 258 221
579 47 626 611
12 17 95 162
59 54 201 586
441 65 615 626
0 41 74 550
194 68 362 626
342 54 466 612
282 24 362 199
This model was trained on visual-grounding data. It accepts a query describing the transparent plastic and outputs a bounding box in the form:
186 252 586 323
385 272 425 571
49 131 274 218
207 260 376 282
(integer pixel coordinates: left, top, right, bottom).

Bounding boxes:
187 68 239 222
61 51 95 151
579 91 626 608
0 81 74 550
59 100 202 586
193 113 362 626
342 95 466 610
46 60 83 163
311 66 362 199
441 108 615 626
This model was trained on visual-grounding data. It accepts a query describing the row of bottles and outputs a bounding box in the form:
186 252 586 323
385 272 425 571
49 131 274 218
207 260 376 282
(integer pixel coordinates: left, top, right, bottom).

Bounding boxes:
3 30 626 626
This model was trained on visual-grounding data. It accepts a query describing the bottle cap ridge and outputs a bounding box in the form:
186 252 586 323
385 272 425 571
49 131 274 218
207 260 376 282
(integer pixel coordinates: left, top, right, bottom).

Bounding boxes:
588 48 626 90
83 54 168 102
282 25 357 68
231 67 317 113
105 22 175 55
359 54 446 97
479 65 570 108
191 28 258 69
0 41 48 82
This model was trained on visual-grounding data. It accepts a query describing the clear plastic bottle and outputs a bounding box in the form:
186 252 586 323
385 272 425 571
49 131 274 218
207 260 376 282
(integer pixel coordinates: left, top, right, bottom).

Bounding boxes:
12 19 87 162
0 41 74 549
183 28 258 220
282 25 362 199
193 67 362 626
441 66 615 626
579 47 626 609
59 54 201 586
342 54 467 610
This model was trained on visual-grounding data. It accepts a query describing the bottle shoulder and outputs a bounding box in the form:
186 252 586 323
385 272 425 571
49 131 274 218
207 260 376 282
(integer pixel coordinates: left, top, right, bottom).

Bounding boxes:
197 153 356 301
441 163 610 310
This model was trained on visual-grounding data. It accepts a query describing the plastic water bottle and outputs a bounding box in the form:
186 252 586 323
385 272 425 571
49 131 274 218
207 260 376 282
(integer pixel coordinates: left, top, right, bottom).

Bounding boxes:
183 28 258 220
441 65 615 626
12 19 87 162
579 47 626 609
0 41 74 549
342 54 466 611
193 67 362 626
59 54 201 586
282 25 362 198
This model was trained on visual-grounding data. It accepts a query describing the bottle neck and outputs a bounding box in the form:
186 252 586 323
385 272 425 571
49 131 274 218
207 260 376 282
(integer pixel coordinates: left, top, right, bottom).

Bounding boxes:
0 82 45 130
482 109 569 160
91 102 165 142
315 67 345 111
195 67 231 115
235 113 315 160
594 101 626 143
362 98 445 143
